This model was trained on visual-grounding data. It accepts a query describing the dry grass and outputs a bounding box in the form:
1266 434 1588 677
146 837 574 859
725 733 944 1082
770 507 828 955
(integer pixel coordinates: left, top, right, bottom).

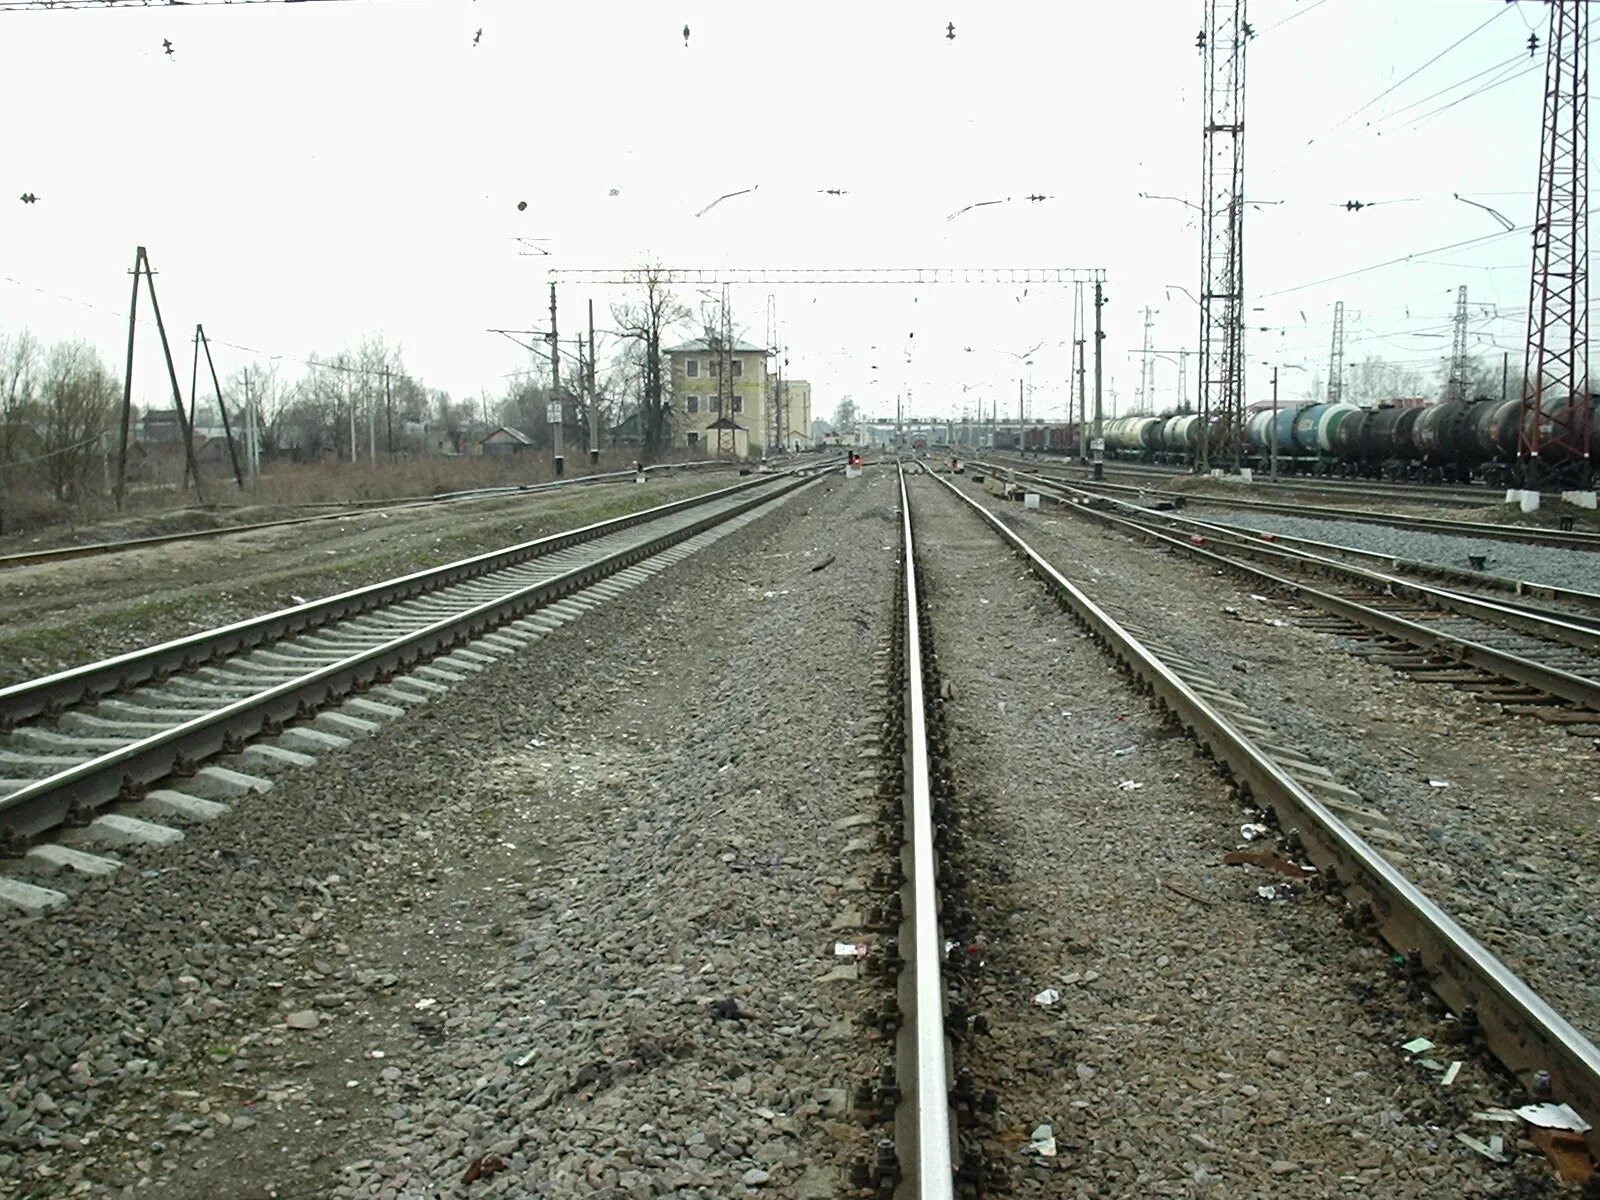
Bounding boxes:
0 447 723 543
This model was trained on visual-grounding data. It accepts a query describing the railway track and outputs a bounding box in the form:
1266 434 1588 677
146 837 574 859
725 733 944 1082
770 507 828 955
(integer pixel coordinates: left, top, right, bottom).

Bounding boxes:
0 470 819 912
983 452 1509 508
999 472 1600 727
906 465 1600 1174
0 460 732 571
863 465 958 1196
970 458 1600 553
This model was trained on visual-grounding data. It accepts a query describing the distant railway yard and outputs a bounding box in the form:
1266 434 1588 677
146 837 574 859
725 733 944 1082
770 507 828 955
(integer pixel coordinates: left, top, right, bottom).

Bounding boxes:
1 454 1597 1199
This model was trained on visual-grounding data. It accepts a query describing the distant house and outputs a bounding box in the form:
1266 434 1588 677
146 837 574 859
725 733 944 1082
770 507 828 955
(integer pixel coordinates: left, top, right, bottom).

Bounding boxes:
480 426 534 456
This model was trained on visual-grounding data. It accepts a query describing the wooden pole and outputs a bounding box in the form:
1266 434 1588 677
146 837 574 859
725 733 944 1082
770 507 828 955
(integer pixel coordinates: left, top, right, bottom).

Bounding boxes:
139 249 207 504
115 247 142 511
198 326 245 489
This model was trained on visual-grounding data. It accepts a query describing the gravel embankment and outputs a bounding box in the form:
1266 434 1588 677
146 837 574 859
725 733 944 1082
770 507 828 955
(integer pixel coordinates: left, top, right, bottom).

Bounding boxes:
957 479 1600 1050
0 471 745 688
913 476 1565 1198
0 468 896 1199
1187 508 1600 592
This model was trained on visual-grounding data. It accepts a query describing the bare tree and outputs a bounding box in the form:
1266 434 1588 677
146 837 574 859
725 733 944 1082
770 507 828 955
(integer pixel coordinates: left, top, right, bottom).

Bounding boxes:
0 329 41 472
39 341 117 501
610 263 690 460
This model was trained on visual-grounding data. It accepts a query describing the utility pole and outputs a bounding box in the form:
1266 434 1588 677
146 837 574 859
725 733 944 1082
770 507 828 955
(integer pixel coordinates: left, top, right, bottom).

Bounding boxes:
1519 0 1590 497
184 326 200 490
549 281 564 476
384 369 394 457
115 247 141 511
347 377 356 464
1093 280 1106 480
367 374 377 467
588 298 599 465
1326 300 1346 403
139 249 207 504
1198 0 1250 473
1138 305 1155 412
1072 280 1087 459
197 326 245 489
1446 286 1469 403
1271 365 1280 479
244 366 257 480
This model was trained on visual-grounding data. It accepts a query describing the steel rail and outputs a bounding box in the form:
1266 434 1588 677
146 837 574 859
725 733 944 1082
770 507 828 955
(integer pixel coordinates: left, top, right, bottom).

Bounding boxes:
1066 491 1600 658
1122 510 1600 622
972 458 1600 552
895 465 956 1199
0 461 731 571
928 470 1600 1158
1030 486 1600 711
985 452 1492 505
0 476 814 840
986 461 1600 623
0 473 788 729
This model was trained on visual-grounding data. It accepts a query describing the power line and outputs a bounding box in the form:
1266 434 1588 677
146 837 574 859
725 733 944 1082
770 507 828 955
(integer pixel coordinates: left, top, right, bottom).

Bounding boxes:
1256 219 1551 299
1320 5 1511 138
0 0 379 10
1256 0 1336 37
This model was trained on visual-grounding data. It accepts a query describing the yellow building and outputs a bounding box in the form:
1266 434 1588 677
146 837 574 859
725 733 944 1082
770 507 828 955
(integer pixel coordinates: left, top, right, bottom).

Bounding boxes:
667 338 769 457
770 378 812 451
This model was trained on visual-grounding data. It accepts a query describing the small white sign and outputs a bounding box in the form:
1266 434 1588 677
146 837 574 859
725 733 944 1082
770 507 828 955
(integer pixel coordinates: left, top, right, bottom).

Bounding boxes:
546 401 562 425
1089 437 1105 451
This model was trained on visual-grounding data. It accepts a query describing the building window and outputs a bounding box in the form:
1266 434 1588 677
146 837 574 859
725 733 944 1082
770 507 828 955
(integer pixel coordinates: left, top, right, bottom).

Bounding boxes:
686 359 699 378
731 396 743 413
732 360 743 378
686 431 699 446
686 395 700 414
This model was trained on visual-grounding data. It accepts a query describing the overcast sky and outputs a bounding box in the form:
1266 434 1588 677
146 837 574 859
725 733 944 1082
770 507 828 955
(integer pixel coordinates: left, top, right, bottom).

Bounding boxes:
0 0 1567 424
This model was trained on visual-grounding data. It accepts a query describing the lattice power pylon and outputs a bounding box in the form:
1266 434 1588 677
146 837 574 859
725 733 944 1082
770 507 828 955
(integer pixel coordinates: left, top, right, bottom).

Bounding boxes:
1326 300 1346 404
1519 0 1591 488
1197 0 1250 471
1447 286 1470 404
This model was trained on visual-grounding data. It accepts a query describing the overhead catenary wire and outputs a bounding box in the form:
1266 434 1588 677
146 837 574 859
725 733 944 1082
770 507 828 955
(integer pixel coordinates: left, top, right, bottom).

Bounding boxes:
1314 5 1511 141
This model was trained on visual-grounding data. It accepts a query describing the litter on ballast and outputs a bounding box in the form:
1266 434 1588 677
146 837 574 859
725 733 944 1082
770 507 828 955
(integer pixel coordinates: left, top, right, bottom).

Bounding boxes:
1025 1124 1057 1157
1033 988 1061 1007
1400 1037 1436 1056
413 998 437 1010
833 942 869 960
1455 1132 1509 1163
1255 885 1278 900
1516 1103 1592 1133
1112 747 1136 757
1222 606 1240 616
1428 779 1451 789
1241 823 1270 841
1249 594 1270 603
1440 1061 1462 1086
1225 848 1310 879
1117 780 1144 791
1472 1109 1521 1124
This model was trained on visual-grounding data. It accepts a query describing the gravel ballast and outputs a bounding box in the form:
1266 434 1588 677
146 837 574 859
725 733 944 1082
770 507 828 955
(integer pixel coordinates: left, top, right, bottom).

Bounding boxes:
953 479 1600 1044
0 469 899 1198
1189 508 1600 593
912 475 1565 1198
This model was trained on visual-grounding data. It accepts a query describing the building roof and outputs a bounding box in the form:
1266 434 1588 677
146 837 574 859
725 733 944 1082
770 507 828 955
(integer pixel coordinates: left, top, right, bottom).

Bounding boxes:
666 338 768 354
481 425 534 445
